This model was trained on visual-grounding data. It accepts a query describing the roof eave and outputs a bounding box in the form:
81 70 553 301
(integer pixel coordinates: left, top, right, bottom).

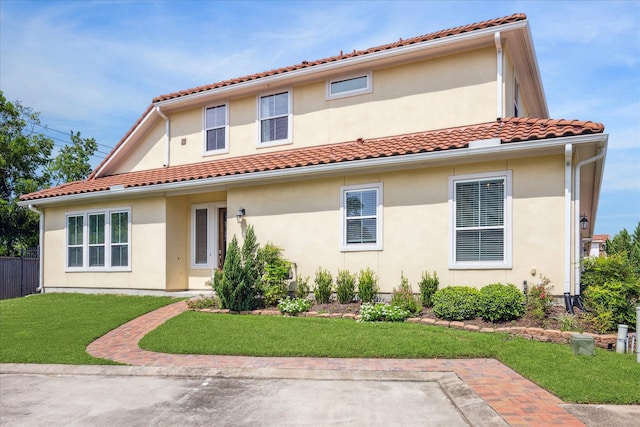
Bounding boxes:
20 132 606 208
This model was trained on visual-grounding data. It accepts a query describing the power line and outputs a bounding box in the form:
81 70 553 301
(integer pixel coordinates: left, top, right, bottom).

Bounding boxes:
22 128 110 157
25 119 115 150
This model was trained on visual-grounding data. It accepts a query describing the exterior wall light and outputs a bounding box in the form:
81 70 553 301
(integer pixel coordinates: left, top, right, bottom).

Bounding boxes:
580 214 589 230
236 208 246 223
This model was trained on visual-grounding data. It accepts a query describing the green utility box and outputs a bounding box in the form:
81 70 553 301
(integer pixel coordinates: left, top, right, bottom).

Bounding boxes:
571 334 595 356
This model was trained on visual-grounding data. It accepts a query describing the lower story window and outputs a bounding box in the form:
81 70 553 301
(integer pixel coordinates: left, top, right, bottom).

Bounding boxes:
341 183 383 251
449 171 511 268
66 208 130 271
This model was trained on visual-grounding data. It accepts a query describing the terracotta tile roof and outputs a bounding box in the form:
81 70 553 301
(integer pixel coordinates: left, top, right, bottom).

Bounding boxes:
89 13 528 180
21 117 604 202
152 13 526 104
592 234 610 242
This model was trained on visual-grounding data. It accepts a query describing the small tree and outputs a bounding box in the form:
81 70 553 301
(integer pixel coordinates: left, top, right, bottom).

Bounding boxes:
391 273 421 315
357 268 378 303
259 243 291 306
314 268 333 304
336 269 356 304
418 270 439 308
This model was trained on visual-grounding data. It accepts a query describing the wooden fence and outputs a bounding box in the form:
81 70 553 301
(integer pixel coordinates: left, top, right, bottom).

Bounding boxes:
0 249 39 299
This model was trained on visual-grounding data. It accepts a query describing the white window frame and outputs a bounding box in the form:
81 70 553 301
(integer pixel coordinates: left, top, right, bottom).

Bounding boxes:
203 103 229 155
448 171 512 269
191 203 226 269
65 207 131 272
340 183 383 251
326 72 372 100
256 89 292 147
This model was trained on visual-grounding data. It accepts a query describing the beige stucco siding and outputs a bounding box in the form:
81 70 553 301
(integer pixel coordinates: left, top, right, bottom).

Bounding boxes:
43 197 168 290
112 47 498 174
221 154 566 295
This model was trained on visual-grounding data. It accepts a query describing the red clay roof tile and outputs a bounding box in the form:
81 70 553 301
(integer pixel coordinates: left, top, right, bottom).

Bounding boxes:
21 117 604 202
151 13 526 104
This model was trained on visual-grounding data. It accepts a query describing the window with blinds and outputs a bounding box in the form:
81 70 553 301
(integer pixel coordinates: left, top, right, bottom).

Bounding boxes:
259 91 291 144
341 183 383 251
450 172 511 267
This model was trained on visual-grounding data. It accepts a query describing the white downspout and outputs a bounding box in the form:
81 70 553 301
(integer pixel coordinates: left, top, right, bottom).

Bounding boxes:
563 144 573 311
27 204 44 293
573 148 606 300
155 106 170 167
494 32 503 119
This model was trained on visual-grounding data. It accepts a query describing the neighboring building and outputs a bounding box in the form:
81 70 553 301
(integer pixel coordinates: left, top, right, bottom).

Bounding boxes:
589 234 610 257
20 13 607 304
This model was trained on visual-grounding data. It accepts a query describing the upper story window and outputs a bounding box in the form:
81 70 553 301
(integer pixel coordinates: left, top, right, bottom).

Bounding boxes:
66 208 131 271
204 104 228 154
449 171 512 269
327 72 372 100
340 183 383 251
258 90 291 146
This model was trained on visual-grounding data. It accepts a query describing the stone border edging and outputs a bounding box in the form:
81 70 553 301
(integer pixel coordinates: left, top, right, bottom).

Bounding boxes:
193 307 619 349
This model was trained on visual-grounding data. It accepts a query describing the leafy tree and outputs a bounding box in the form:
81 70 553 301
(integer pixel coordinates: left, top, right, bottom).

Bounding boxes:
48 131 98 185
605 222 640 275
0 91 97 255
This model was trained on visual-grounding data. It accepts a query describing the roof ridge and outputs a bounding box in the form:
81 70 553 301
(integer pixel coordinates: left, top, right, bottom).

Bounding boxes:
152 13 527 103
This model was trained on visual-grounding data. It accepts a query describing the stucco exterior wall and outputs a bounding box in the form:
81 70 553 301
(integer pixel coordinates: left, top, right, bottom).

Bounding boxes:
43 197 168 290
113 47 498 174
221 154 566 295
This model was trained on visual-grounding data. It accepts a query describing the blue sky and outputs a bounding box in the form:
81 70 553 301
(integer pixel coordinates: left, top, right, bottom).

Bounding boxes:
1 0 638 236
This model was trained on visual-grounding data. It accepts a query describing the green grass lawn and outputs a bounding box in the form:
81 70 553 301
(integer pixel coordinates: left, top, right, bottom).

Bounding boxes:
139 312 640 404
1 294 638 404
0 293 179 365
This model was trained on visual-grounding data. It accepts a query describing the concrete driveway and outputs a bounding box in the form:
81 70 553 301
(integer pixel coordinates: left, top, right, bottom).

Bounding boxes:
0 365 505 427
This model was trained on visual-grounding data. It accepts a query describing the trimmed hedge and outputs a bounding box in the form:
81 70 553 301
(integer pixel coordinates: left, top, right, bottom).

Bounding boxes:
477 283 525 322
432 286 479 320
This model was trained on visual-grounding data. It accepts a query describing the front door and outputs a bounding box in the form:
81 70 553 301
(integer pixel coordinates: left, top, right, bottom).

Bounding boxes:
218 208 227 268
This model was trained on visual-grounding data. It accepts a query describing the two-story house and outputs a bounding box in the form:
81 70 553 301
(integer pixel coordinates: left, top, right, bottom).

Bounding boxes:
19 13 607 310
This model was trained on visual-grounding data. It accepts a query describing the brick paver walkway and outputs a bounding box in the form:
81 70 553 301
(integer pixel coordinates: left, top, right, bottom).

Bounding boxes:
87 300 585 427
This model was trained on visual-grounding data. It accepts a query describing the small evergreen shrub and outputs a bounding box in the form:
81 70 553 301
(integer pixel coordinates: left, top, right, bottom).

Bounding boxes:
432 286 479 320
476 283 525 322
336 269 356 304
359 303 410 322
526 275 555 322
583 280 639 332
277 297 312 316
357 268 378 303
418 270 439 308
258 243 291 306
313 268 333 304
295 275 311 299
390 273 421 315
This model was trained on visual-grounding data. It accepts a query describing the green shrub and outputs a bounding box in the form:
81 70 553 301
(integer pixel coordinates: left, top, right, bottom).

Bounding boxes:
295 275 311 299
357 268 378 303
277 297 312 316
313 268 333 304
477 283 525 322
187 295 221 310
336 269 356 304
418 270 439 308
258 243 291 306
359 303 410 322
432 286 479 320
583 280 639 332
582 253 634 291
526 276 555 322
390 273 421 315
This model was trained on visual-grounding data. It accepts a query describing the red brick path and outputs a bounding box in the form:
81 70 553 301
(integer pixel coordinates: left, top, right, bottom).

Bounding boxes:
87 300 585 427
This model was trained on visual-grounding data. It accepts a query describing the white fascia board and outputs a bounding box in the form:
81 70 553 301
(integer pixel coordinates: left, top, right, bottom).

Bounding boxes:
155 21 529 109
21 131 606 208
93 108 157 177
